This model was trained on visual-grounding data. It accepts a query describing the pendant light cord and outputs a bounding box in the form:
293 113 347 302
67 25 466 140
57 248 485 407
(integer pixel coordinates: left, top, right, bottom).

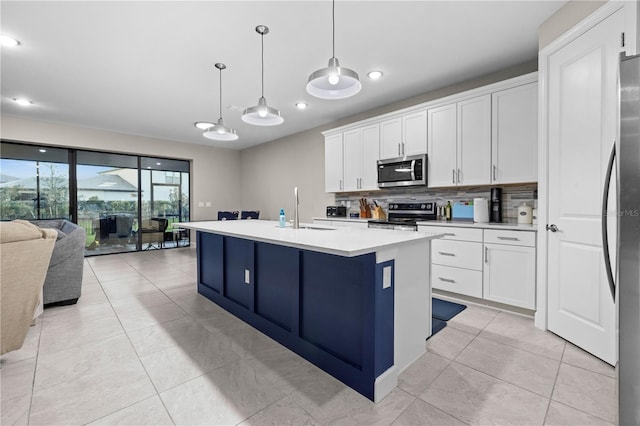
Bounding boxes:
261 32 265 98
332 0 335 58
218 68 223 120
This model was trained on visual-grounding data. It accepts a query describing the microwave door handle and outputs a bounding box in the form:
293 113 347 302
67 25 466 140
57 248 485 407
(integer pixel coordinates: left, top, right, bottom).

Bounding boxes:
410 160 416 180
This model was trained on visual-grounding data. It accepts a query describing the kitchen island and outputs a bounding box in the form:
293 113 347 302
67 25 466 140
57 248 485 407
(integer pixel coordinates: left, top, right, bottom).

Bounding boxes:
177 220 442 402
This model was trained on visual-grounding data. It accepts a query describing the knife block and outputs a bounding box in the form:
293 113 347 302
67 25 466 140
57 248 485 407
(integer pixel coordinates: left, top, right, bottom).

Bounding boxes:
372 207 386 219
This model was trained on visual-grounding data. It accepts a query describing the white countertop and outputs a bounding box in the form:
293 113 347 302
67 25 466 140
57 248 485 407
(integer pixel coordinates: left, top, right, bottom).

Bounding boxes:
416 220 538 232
178 220 443 257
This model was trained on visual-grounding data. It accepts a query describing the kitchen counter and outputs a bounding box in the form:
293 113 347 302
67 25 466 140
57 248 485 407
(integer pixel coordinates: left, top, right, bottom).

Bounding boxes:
179 219 442 256
312 216 370 223
417 220 538 232
177 219 441 402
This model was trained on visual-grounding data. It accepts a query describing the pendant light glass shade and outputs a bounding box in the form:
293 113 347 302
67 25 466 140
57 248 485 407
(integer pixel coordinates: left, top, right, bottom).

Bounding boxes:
242 25 283 126
203 63 238 141
306 0 361 100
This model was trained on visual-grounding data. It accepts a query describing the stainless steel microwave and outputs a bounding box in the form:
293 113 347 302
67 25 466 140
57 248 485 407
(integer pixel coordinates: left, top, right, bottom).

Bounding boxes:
377 154 427 188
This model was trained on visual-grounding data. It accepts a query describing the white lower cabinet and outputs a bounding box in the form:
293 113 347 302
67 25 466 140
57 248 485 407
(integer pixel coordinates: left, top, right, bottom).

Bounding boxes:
423 225 537 310
483 230 536 309
313 219 368 229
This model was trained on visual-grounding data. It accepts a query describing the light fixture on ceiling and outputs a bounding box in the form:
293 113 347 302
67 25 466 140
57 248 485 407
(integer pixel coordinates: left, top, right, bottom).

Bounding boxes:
242 25 283 126
13 98 32 106
203 63 238 141
38 149 47 153
0 34 20 47
367 70 383 80
194 121 215 130
306 0 361 100
295 102 308 110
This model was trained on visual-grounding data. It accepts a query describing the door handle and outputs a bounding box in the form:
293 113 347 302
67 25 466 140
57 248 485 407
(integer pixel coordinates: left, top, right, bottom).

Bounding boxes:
546 224 559 232
601 140 616 302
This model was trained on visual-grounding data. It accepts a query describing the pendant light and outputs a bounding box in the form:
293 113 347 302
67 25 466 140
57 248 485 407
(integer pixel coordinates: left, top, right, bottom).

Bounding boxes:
203 63 238 141
242 25 283 126
306 0 361 100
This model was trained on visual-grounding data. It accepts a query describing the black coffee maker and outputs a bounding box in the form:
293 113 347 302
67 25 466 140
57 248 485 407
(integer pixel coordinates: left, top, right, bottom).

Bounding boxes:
491 188 502 222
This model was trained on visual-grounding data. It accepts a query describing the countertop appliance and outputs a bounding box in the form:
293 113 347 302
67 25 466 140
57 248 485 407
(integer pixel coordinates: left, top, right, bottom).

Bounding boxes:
490 187 502 222
377 154 427 188
368 202 436 231
326 206 347 217
607 52 640 424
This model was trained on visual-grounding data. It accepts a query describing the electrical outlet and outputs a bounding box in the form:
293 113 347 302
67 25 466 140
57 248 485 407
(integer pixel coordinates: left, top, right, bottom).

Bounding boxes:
383 266 392 289
198 201 204 207
205 201 211 207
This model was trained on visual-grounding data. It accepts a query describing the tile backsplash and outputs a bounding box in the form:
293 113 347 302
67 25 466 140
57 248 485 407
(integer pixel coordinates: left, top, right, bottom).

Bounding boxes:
334 184 537 222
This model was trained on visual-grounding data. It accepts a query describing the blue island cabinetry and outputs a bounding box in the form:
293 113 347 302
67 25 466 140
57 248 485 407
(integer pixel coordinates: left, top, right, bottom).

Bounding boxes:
196 231 395 401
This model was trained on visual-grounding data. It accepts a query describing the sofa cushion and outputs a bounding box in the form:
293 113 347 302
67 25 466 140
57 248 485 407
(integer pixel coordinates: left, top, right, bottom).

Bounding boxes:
0 220 47 243
54 229 67 240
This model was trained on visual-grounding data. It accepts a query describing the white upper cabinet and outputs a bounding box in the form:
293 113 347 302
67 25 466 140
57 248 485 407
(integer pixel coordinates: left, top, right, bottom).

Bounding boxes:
325 123 380 193
428 95 491 187
458 95 492 186
427 104 457 187
379 111 427 160
403 110 428 157
324 133 344 192
492 82 538 183
342 124 380 192
380 118 402 159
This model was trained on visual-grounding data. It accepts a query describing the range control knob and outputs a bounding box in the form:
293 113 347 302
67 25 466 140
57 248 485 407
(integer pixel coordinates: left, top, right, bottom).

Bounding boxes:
421 204 426 209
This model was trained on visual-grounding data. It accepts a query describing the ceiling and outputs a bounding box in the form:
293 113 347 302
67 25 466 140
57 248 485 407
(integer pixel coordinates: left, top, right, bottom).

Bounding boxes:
1 1 566 150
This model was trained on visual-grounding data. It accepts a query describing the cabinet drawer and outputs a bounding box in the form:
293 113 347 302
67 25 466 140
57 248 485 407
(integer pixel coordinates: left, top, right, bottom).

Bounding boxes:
420 225 483 242
432 264 483 298
432 239 483 270
484 229 535 247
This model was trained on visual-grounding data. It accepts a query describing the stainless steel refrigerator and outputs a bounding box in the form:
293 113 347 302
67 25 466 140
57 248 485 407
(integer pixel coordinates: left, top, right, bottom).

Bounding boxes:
607 52 640 425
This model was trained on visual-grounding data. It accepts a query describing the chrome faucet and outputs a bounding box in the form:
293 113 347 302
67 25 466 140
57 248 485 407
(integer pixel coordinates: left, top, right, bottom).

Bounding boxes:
293 186 300 229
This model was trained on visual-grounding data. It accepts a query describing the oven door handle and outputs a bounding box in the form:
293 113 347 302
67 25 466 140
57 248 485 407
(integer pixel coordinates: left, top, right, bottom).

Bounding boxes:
410 160 416 181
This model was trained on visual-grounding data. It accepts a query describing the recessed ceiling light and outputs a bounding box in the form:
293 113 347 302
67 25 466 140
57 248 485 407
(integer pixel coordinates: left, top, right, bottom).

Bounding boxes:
156 162 161 166
367 71 383 80
0 35 21 47
13 98 33 106
194 121 215 130
147 166 151 169
295 102 308 110
39 149 47 153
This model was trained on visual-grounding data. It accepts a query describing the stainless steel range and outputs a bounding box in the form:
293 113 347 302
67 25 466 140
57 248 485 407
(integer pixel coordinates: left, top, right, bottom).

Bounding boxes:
368 202 437 231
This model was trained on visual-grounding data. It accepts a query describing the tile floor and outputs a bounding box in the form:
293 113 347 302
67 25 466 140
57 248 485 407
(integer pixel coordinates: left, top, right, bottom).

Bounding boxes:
1 247 617 425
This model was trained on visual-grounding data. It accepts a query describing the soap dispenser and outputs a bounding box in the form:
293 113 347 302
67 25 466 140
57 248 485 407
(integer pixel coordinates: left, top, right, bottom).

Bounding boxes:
279 208 286 228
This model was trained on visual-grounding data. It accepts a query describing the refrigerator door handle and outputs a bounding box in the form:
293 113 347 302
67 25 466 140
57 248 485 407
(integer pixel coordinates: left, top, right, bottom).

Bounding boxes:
601 140 616 302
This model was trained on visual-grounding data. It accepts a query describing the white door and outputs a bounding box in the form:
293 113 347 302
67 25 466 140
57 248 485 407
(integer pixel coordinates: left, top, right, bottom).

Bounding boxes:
402 110 427 157
380 118 402 159
457 95 491 186
427 103 457 187
343 128 362 192
547 8 624 365
492 83 538 184
324 134 344 193
360 123 380 190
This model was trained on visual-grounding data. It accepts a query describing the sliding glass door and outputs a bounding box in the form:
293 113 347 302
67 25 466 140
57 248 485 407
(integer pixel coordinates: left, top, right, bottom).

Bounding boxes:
1 141 191 256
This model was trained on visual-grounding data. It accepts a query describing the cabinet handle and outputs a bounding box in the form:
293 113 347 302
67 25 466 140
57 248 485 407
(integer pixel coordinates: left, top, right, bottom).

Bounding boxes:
438 251 456 256
452 169 456 184
402 143 405 156
245 269 250 284
339 179 343 190
438 277 455 283
443 233 456 236
497 236 519 241
485 246 488 263
457 168 461 183
493 165 497 181
398 143 401 156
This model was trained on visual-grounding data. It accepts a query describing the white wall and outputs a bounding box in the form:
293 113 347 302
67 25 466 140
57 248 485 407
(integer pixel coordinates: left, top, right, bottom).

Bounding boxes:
0 116 242 221
538 0 607 49
239 60 538 222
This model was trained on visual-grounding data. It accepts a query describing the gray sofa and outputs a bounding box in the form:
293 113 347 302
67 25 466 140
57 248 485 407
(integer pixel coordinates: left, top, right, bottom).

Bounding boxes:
30 219 86 306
